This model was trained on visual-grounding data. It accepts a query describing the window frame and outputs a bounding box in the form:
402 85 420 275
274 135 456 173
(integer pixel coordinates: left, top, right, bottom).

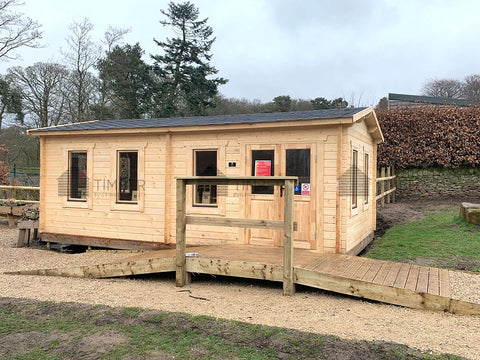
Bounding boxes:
186 144 226 216
62 145 94 209
116 150 139 204
364 153 369 205
110 144 145 212
352 149 358 210
193 149 218 207
68 151 88 202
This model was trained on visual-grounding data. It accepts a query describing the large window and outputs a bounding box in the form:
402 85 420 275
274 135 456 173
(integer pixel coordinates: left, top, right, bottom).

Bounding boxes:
117 151 138 203
194 150 217 206
352 150 358 209
68 152 87 201
251 150 274 194
286 149 310 195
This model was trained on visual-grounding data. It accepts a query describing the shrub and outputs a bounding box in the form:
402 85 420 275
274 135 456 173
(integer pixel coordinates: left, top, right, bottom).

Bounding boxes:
377 106 480 168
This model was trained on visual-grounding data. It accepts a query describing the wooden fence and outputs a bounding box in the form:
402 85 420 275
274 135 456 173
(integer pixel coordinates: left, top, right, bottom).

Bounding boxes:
376 166 396 207
0 185 40 204
176 176 298 296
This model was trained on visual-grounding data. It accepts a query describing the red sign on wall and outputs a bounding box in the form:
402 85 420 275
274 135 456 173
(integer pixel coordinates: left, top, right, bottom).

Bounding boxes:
255 160 271 176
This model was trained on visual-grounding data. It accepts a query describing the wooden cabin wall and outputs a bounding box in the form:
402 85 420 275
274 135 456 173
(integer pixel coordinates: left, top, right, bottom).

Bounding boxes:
165 127 339 249
40 122 376 253
41 134 167 244
344 120 376 254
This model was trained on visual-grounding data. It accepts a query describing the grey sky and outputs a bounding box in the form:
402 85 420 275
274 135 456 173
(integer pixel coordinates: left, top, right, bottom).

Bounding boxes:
1 0 479 106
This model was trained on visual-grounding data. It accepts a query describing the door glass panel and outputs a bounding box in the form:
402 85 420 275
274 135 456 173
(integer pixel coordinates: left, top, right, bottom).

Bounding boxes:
251 150 274 194
194 150 217 205
286 149 310 195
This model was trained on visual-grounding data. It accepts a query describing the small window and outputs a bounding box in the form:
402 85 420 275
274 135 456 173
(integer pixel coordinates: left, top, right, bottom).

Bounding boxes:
68 152 87 201
194 150 217 206
252 150 274 194
352 150 358 209
286 149 310 195
364 153 369 204
117 151 138 203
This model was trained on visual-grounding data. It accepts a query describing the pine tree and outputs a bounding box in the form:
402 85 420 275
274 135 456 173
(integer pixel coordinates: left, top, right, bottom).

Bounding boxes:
96 43 153 120
151 1 227 117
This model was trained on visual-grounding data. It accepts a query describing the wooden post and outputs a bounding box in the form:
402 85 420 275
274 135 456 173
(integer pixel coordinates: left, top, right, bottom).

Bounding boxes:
380 167 385 208
391 165 396 203
386 167 391 204
175 178 189 286
283 179 295 296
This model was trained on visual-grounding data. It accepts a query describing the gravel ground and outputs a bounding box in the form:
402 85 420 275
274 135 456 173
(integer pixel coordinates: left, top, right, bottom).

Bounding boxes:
1 222 480 359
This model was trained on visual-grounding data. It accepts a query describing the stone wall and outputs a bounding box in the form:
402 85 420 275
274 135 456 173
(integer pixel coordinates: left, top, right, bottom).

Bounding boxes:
395 167 480 199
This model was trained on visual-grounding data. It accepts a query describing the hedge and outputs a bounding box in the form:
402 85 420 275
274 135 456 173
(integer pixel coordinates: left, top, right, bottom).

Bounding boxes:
376 106 480 169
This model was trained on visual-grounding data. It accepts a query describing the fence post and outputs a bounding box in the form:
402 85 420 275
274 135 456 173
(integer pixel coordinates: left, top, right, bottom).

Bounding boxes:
386 167 391 204
380 167 385 208
283 179 295 296
175 178 190 287
391 166 396 203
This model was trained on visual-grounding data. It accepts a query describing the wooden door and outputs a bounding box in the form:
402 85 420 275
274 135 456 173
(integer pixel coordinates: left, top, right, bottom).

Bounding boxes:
245 144 282 246
245 143 316 249
281 144 316 249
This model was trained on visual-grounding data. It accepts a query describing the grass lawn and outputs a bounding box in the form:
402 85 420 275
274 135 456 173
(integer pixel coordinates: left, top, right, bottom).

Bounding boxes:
365 206 480 273
0 298 462 360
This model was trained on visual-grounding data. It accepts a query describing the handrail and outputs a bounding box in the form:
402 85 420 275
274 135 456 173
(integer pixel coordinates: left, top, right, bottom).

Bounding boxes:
175 176 298 296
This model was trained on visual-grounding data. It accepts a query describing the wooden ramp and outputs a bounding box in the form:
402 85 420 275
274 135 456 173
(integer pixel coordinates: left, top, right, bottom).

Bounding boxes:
6 245 480 315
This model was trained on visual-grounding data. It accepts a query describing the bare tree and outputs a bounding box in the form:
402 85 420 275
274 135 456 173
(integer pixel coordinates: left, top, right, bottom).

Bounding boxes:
8 62 68 128
62 18 101 122
463 74 480 102
102 25 130 53
0 0 42 60
421 79 464 98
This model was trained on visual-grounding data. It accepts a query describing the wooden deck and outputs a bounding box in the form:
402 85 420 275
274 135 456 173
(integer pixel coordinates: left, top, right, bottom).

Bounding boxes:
6 245 480 315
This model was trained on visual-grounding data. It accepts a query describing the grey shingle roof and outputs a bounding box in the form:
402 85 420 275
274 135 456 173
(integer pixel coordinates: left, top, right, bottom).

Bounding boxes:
29 107 368 133
388 93 477 107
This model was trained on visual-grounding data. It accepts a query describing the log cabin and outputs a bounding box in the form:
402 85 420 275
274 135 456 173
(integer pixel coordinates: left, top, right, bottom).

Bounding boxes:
28 106 383 255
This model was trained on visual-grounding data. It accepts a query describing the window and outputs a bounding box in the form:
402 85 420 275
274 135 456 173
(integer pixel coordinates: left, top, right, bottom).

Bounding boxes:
194 150 217 206
286 149 310 195
352 150 358 209
117 151 138 203
68 152 87 201
251 150 274 194
364 153 369 204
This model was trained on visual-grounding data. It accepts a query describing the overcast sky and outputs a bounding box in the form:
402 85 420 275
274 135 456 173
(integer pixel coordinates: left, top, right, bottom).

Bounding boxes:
1 0 479 106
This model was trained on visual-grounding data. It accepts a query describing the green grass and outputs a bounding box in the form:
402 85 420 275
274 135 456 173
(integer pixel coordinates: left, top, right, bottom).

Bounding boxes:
365 206 480 272
0 298 462 360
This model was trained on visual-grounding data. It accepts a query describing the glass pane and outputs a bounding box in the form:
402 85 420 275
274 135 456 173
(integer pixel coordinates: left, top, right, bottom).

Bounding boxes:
118 151 138 202
69 152 87 200
195 150 217 205
286 149 310 195
252 150 274 194
364 154 369 204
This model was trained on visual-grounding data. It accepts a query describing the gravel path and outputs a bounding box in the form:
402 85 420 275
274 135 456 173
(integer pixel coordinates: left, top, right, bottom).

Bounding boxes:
1 222 480 359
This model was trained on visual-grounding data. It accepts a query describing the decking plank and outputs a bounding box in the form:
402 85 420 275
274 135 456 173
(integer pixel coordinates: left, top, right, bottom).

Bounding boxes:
341 257 368 278
327 257 355 276
383 262 402 287
393 263 411 289
351 260 374 280
404 265 420 291
362 260 384 282
416 266 430 293
372 262 393 285
439 269 451 298
427 267 440 295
